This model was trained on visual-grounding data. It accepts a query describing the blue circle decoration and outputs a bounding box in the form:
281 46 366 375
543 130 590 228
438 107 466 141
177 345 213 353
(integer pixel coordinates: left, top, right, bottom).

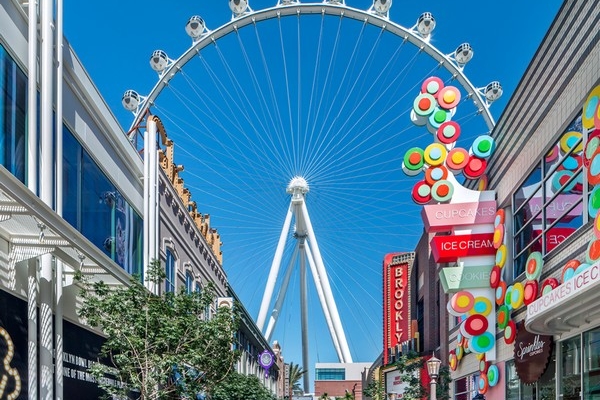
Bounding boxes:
470 332 495 354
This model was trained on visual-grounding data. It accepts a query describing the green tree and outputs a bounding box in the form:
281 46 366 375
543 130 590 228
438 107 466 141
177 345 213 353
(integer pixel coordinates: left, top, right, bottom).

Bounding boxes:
76 260 240 400
394 351 451 400
335 390 354 400
362 379 384 400
287 362 307 398
209 372 277 400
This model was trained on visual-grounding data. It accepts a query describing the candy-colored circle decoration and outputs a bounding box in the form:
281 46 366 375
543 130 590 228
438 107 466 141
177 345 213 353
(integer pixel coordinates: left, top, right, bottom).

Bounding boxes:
463 156 487 179
541 278 560 296
475 352 486 361
457 332 464 346
413 93 437 116
478 174 489 191
587 239 600 265
504 320 517 345
497 304 510 329
471 135 496 159
478 373 489 395
585 134 600 167
437 86 461 109
421 76 444 96
495 281 507 306
425 165 449 185
436 121 461 145
412 181 432 205
463 338 470 354
489 266 502 289
583 85 600 129
588 153 600 186
546 144 560 163
560 131 583 154
487 364 500 387
451 291 475 314
589 186 600 218
456 345 464 361
496 245 507 268
446 147 469 173
424 143 448 166
470 297 493 317
449 351 458 371
479 360 489 373
523 280 539 305
594 212 600 239
493 225 504 249
464 314 488 337
494 209 505 228
471 332 495 354
431 180 454 203
552 170 576 193
428 108 452 133
511 282 525 310
561 155 582 171
504 285 513 309
525 251 543 281
576 263 591 276
402 147 425 175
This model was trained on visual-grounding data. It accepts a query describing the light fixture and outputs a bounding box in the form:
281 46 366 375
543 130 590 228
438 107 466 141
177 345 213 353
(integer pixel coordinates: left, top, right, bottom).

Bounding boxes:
185 16 206 39
417 12 436 38
426 352 441 400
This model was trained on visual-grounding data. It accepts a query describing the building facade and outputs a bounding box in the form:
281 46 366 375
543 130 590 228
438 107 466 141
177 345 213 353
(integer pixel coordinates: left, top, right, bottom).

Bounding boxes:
314 362 372 400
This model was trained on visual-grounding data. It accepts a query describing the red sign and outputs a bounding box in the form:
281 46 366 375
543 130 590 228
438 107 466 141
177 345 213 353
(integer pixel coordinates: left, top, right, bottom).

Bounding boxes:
533 227 576 252
383 253 411 365
430 233 495 263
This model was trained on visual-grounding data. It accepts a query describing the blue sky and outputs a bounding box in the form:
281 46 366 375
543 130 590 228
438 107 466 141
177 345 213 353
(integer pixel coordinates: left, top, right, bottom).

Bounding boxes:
64 0 563 390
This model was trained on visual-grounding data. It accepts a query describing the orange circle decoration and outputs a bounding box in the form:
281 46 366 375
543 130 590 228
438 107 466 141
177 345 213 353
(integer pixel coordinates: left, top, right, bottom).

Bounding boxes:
497 305 510 329
425 165 449 185
437 86 461 109
424 143 448 166
436 121 461 145
463 314 488 337
463 156 487 179
412 181 432 205
495 245 507 268
504 320 517 345
525 251 543 281
421 76 445 97
562 259 581 282
523 280 539 305
495 281 507 306
487 364 500 387
494 209 505 228
451 291 475 314
493 225 504 249
587 239 600 264
583 85 600 129
594 212 600 239
470 297 493 317
540 278 559 296
510 282 525 310
431 180 454 203
446 148 469 173
449 351 458 371
489 266 502 289
478 373 490 395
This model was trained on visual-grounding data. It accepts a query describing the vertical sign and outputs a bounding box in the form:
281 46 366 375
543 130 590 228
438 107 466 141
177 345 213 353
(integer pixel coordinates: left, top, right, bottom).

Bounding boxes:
383 253 411 365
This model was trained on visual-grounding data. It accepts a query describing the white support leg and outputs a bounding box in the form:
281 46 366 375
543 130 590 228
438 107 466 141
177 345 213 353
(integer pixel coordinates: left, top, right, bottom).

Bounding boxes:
299 243 310 393
257 205 293 331
265 245 299 341
301 201 352 363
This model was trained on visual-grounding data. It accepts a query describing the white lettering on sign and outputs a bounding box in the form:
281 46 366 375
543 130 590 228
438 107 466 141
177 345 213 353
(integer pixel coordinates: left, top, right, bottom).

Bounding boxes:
440 239 494 251
447 270 491 282
434 206 496 220
528 263 600 317
516 335 545 359
394 266 405 343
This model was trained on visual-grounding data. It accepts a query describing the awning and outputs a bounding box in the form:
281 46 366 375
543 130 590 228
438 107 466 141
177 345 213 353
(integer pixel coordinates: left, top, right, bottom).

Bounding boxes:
0 166 132 288
526 262 600 335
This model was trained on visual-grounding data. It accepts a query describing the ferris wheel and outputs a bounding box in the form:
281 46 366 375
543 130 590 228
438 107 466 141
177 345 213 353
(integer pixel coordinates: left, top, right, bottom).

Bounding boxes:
121 0 501 388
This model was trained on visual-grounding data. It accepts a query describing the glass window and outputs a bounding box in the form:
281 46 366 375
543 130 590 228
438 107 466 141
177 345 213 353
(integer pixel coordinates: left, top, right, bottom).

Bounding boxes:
583 328 600 399
512 114 586 281
315 368 345 380
185 271 193 294
0 44 27 183
454 374 477 400
165 249 176 293
561 335 582 400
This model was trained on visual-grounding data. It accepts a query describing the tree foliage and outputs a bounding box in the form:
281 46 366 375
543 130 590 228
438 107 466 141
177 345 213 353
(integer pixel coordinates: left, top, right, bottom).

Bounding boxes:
76 260 240 400
362 379 384 400
287 362 307 397
209 372 277 400
394 351 451 400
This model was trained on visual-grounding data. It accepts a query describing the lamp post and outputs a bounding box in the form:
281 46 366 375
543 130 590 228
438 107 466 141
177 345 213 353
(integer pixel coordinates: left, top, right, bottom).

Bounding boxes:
426 352 442 400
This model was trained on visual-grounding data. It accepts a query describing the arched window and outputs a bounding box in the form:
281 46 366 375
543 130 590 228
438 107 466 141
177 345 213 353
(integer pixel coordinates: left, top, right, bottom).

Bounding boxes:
165 249 176 293
185 270 193 294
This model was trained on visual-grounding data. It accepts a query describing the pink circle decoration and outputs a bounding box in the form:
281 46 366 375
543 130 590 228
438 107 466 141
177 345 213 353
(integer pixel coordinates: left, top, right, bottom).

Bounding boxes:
451 291 475 314
493 225 504 249
446 147 469 173
541 278 559 296
489 265 502 289
523 280 539 305
463 156 487 179
411 181 432 205
546 144 560 163
525 251 543 281
436 121 461 145
487 364 500 387
463 314 488 337
437 86 461 109
421 76 445 96
495 281 507 306
497 305 510 329
471 332 495 354
504 320 517 345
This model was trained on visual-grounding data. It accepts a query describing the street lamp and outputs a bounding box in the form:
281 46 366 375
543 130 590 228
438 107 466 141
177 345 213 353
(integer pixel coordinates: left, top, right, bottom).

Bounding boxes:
426 352 441 400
